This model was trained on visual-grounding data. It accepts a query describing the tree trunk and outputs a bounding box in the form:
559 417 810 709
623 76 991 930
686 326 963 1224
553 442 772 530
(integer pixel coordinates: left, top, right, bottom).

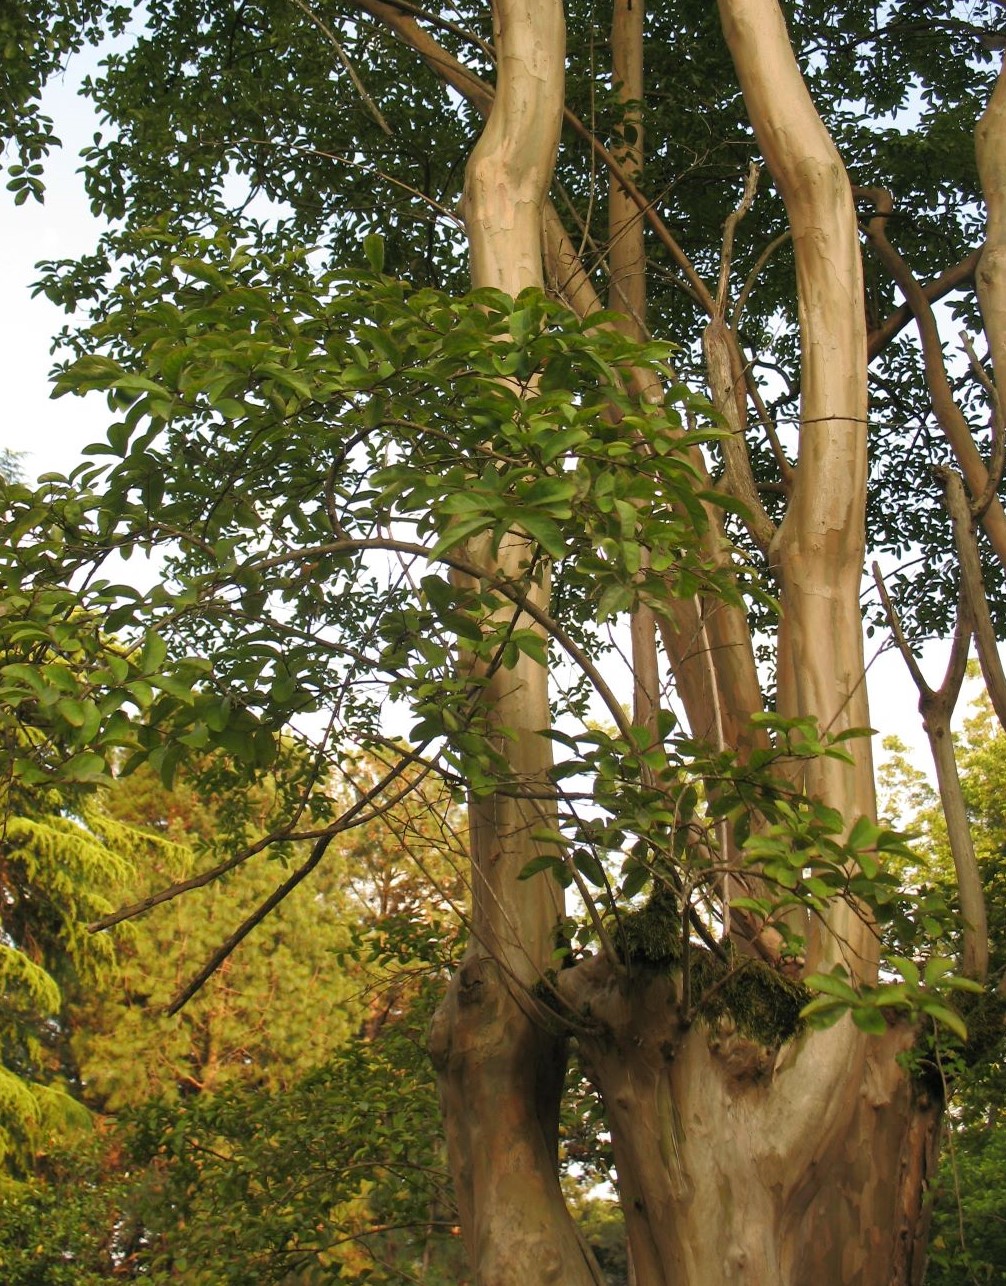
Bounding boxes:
559 956 942 1286
976 53 1006 401
717 0 876 971
556 5 937 1281
428 4 602 1281
426 2 946 1281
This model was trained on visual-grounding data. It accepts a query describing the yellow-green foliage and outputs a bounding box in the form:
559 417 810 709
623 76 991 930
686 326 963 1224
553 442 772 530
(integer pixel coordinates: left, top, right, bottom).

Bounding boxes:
0 807 129 1173
68 769 365 1110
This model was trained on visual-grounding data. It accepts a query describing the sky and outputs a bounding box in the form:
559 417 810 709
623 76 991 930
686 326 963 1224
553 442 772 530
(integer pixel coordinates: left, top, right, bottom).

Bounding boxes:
0 49 979 785
2 70 110 477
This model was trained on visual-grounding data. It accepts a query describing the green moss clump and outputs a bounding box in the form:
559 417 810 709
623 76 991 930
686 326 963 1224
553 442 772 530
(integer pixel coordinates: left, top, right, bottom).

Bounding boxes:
697 957 810 1047
616 885 681 968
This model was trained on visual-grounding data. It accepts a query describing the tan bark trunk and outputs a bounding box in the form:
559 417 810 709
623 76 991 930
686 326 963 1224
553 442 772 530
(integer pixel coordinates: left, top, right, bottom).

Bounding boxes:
608 0 647 341
608 0 661 737
556 8 936 1283
429 6 603 1281
559 957 941 1286
977 55 1006 402
360 4 947 1281
718 0 876 975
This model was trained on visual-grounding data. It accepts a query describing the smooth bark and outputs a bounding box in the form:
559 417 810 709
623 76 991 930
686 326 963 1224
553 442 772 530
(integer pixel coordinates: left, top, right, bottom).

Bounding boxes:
858 185 1006 566
873 562 988 982
558 955 939 1286
976 54 1006 403
353 4 982 1281
719 0 875 974
429 6 603 1281
556 7 941 1283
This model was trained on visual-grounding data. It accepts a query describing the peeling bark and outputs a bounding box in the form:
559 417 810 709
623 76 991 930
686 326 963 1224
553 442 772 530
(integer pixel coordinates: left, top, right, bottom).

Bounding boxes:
558 955 939 1286
356 3 964 1280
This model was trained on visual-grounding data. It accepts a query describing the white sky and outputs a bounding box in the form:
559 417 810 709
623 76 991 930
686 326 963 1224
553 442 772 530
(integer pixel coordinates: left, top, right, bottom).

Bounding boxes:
0 56 974 783
1 71 110 476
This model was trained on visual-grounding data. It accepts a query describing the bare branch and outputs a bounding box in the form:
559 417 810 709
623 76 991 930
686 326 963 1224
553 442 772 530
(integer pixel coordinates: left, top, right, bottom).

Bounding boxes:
865 250 980 361
875 556 987 982
731 229 790 328
89 740 435 931
165 829 337 1014
716 162 760 315
857 186 1006 567
702 318 776 554
936 466 1006 730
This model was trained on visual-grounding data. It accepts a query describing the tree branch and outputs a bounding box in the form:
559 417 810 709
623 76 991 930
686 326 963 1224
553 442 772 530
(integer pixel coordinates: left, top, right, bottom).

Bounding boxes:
865 250 980 361
857 186 1006 565
936 466 1006 731
872 560 987 981
165 829 337 1014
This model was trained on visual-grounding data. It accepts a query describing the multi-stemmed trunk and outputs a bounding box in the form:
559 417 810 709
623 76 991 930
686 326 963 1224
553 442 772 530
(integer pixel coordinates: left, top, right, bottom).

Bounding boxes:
422 1 995 1281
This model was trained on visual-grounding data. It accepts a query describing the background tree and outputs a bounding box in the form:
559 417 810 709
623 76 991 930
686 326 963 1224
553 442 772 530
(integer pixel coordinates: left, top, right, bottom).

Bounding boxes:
3 2 1006 1282
75 766 364 1107
880 696 1006 1283
0 788 121 1172
0 759 471 1282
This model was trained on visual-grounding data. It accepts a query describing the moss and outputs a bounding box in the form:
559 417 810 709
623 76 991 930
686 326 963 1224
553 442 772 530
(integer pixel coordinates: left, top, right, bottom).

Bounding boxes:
696 957 810 1047
616 884 682 968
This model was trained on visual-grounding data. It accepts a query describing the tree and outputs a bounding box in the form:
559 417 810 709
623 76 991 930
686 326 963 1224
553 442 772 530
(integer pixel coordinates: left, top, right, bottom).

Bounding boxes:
0 762 469 1282
3 2 1006 1282
72 767 365 1108
0 790 121 1174
879 699 1006 1283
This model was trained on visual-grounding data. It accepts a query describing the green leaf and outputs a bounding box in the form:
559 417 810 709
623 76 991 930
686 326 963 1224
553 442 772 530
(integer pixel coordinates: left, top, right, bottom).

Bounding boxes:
514 511 567 560
919 1001 968 1043
851 1007 887 1035
55 697 88 728
429 515 493 560
363 234 385 272
518 854 563 881
572 848 606 887
798 996 846 1029
620 863 650 900
803 970 858 1004
889 956 920 987
57 751 109 783
847 815 880 851
140 632 168 676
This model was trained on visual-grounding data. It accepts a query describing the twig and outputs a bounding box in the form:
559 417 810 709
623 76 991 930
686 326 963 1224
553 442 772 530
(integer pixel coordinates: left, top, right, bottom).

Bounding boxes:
935 466 1006 730
89 739 434 931
959 330 1005 520
731 230 790 328
716 162 760 316
249 535 637 742
291 0 394 135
